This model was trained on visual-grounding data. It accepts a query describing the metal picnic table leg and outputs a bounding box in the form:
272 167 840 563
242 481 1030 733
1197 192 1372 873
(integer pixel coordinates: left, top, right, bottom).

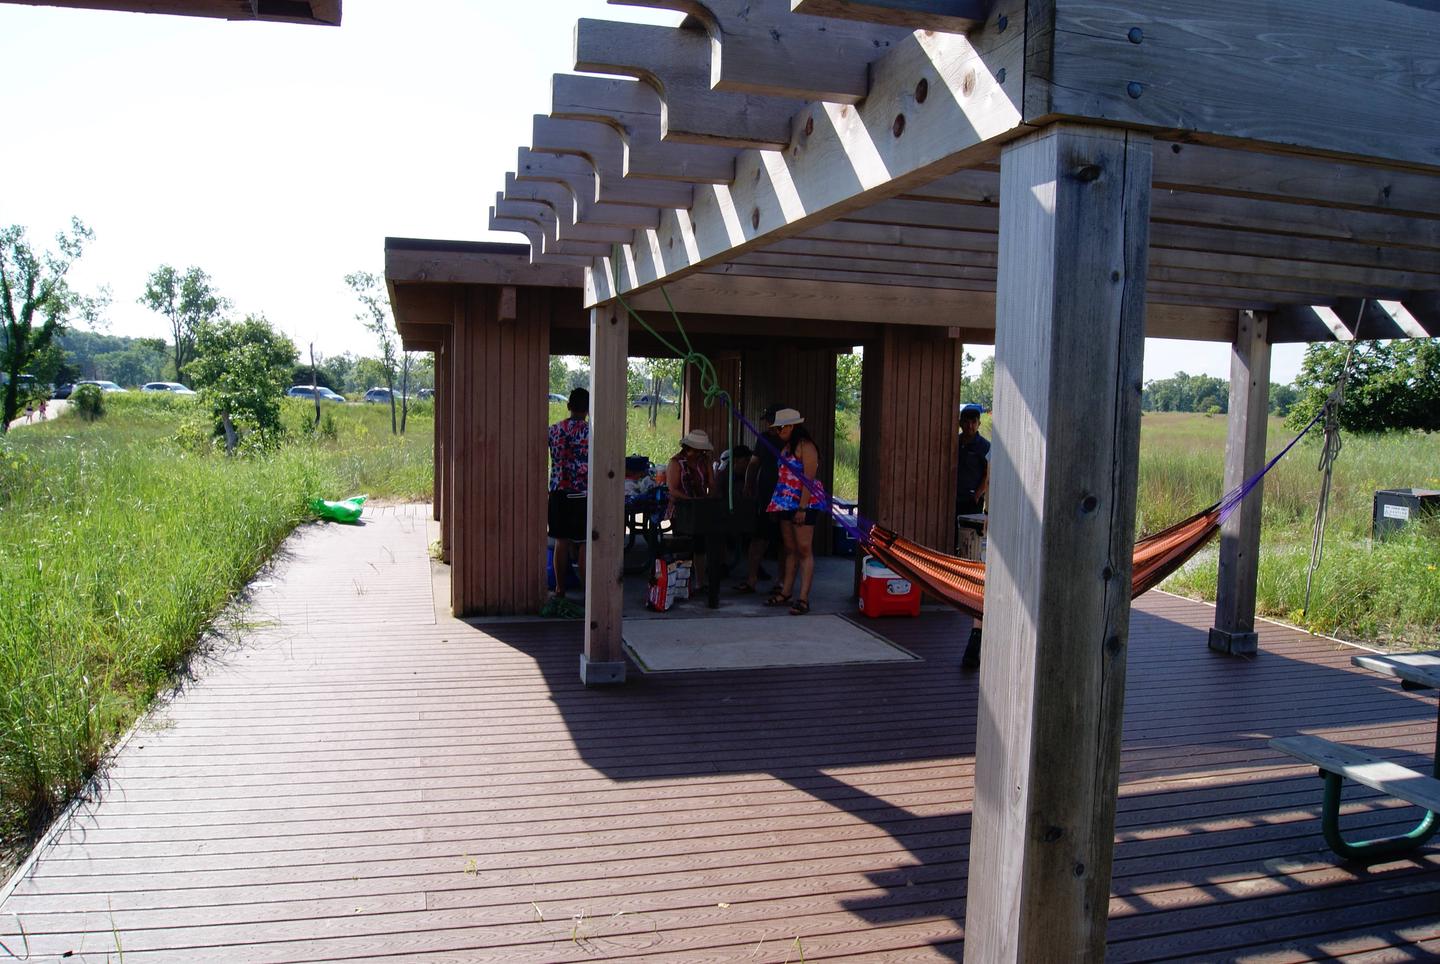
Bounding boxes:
1318 699 1440 861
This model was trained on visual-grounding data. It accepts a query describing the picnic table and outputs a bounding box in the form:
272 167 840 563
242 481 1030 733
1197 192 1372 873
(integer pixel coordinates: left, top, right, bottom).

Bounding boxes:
1271 649 1440 860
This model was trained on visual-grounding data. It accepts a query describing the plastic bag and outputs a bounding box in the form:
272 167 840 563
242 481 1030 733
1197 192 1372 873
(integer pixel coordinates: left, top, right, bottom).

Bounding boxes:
310 495 367 523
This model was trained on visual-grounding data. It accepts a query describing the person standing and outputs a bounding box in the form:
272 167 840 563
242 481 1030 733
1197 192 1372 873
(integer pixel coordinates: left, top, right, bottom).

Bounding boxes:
666 428 717 593
766 408 822 615
734 404 785 594
547 388 590 601
956 403 991 669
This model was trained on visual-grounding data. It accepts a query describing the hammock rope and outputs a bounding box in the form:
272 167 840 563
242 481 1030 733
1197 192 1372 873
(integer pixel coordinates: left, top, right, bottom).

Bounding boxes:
607 254 1329 620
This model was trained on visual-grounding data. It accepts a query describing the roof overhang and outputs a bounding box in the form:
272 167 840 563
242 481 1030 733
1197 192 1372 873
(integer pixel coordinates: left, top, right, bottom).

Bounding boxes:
1 0 341 25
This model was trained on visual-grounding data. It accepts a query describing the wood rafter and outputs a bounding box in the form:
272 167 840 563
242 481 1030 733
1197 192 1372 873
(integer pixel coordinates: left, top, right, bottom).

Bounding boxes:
550 74 738 184
790 0 992 33
575 18 803 148
531 116 695 209
586 0 1028 302
613 0 911 103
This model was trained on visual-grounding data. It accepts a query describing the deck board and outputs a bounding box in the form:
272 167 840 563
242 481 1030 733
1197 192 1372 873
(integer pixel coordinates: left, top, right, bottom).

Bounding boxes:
3 503 1438 961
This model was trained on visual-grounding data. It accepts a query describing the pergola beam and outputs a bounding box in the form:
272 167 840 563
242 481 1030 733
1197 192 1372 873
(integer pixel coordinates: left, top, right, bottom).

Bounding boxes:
550 75 737 183
790 0 992 33
531 115 696 209
1034 0 1440 171
588 0 1028 303
616 0 911 104
574 18 802 148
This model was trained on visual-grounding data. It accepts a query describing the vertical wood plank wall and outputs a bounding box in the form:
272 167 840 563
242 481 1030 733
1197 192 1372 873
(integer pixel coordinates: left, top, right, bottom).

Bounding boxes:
741 348 838 554
682 354 741 456
449 284 551 616
867 327 964 555
434 337 446 526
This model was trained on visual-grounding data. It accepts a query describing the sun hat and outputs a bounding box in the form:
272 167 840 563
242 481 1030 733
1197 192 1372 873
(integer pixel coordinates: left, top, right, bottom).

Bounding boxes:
770 407 804 427
680 429 713 451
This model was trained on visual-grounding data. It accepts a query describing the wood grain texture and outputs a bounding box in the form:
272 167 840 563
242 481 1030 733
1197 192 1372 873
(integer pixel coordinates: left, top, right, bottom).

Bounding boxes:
584 303 629 662
6 505 1440 961
1211 311 1270 650
791 0 993 33
969 124 1151 963
590 0 1028 302
1036 0 1440 170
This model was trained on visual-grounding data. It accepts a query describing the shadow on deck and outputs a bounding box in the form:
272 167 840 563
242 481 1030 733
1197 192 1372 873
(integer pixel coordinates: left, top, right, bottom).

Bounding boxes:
2 505 1436 961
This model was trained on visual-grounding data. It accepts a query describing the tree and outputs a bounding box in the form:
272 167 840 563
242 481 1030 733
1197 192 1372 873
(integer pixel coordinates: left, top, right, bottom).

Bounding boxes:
1287 339 1440 434
836 350 862 411
139 265 227 382
961 355 994 411
188 315 297 452
0 218 102 432
1269 382 1298 417
345 270 401 434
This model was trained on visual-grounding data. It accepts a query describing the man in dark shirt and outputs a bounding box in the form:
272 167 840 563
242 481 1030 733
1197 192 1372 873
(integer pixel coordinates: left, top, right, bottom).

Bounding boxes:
956 403 990 669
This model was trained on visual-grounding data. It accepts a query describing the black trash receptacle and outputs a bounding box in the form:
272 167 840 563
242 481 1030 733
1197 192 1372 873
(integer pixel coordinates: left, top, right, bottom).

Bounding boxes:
1373 488 1440 540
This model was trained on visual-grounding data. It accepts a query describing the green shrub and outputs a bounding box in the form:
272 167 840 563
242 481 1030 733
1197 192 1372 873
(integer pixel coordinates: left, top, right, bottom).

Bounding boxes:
70 383 104 421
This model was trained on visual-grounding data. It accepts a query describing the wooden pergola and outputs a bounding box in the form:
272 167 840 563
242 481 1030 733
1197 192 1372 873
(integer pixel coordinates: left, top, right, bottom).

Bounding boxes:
390 2 1440 959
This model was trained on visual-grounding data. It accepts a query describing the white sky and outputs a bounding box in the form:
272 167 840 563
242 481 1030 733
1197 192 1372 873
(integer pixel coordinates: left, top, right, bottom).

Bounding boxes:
0 1 1303 383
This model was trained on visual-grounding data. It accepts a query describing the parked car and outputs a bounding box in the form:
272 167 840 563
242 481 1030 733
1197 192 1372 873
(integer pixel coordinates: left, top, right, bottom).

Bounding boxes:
363 387 394 404
548 392 566 403
141 381 196 395
287 385 347 402
52 383 74 400
416 388 435 400
76 380 127 393
631 393 676 408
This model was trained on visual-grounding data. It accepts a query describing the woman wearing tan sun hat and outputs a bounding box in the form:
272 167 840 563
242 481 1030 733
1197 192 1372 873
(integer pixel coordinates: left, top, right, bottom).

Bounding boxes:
666 428 717 595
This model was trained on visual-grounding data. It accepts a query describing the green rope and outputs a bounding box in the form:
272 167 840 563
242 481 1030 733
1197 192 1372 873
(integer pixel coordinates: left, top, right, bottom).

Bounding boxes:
610 250 735 509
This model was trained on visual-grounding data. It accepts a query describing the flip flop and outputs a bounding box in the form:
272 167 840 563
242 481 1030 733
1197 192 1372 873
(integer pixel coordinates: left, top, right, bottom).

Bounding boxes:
765 591 792 607
789 599 811 615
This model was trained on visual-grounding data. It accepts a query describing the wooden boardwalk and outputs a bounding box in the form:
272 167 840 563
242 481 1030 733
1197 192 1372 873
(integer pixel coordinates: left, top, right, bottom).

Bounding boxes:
3 504 1438 962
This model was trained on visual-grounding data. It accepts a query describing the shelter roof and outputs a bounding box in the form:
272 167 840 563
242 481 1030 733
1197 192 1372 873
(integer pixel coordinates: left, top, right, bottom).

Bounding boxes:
481 0 1440 345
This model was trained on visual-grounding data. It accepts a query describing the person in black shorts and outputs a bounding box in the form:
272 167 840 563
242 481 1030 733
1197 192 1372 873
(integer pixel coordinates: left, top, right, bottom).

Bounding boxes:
547 388 589 599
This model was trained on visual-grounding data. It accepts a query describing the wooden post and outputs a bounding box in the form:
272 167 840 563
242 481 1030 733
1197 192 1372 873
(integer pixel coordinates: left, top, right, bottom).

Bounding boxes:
966 124 1152 964
582 302 628 685
433 336 446 526
1209 310 1272 657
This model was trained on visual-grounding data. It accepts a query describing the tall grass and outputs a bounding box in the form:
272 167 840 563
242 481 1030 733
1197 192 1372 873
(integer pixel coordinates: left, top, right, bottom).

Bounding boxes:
0 394 433 859
1141 412 1440 645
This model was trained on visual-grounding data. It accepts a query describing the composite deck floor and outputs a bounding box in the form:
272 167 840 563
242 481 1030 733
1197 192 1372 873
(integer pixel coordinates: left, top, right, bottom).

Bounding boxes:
3 504 1439 962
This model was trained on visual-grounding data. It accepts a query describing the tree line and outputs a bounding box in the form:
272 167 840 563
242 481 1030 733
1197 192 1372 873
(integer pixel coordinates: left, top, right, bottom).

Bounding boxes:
1 216 429 437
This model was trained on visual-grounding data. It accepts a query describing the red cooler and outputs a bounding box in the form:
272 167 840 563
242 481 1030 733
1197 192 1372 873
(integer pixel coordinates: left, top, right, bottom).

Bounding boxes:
858 555 921 618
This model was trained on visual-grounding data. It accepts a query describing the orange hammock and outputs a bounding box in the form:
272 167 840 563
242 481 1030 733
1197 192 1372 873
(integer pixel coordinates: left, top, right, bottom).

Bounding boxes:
863 503 1223 621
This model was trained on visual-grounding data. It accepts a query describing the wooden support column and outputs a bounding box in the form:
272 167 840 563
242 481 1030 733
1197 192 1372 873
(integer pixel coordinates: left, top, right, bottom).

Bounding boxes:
449 285 550 617
433 336 446 526
1209 310 1272 657
682 354 741 454
967 125 1152 964
867 326 964 555
581 302 629 685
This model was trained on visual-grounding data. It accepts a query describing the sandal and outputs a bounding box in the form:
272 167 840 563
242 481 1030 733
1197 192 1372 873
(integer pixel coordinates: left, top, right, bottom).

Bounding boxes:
765 591 792 607
732 582 756 594
789 598 811 615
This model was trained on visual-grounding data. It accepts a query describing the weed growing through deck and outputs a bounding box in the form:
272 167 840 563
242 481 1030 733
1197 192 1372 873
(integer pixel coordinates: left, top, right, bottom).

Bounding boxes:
0 394 433 860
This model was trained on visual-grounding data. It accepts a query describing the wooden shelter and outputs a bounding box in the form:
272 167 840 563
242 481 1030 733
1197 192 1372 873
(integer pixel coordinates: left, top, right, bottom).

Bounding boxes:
390 2 1440 959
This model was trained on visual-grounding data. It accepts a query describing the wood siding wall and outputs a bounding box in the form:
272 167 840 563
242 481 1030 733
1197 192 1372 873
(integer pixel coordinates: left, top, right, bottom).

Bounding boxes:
741 347 839 554
682 354 742 456
449 285 552 616
864 328 964 556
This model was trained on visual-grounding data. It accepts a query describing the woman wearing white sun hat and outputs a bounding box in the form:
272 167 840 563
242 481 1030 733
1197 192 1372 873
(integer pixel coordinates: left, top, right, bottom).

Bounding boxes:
764 408 823 615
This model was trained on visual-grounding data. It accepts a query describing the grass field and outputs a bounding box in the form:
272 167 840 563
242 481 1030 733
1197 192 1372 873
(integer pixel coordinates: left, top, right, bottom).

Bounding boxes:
1 397 1434 873
0 394 433 864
